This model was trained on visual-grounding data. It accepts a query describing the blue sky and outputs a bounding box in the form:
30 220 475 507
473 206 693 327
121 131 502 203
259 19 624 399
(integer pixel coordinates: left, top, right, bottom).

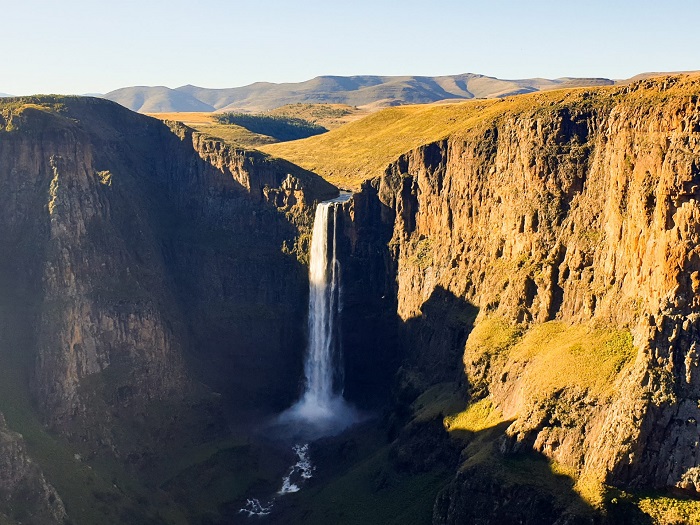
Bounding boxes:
2 0 698 95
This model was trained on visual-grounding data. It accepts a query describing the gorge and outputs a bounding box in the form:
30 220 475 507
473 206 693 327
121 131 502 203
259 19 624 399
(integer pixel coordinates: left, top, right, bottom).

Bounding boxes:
1 74 700 524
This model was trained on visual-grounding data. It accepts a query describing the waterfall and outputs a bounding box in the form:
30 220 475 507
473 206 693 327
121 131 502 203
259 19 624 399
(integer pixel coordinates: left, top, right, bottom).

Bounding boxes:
303 199 344 408
278 192 358 433
247 193 358 517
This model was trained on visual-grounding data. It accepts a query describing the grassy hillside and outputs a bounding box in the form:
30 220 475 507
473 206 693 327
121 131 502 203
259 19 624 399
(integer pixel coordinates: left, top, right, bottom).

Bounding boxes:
260 97 527 189
148 108 360 148
146 111 280 148
213 112 327 141
267 103 368 129
262 73 700 190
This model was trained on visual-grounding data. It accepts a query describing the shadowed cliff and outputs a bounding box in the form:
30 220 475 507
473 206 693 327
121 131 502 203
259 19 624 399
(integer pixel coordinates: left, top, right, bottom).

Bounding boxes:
0 95 336 524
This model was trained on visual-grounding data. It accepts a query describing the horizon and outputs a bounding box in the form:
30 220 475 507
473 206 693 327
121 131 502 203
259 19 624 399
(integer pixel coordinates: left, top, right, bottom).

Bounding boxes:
3 0 698 96
2 69 696 98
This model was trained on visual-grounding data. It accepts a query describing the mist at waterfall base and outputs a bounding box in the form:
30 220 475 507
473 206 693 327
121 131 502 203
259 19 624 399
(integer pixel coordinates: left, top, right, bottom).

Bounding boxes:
276 193 363 440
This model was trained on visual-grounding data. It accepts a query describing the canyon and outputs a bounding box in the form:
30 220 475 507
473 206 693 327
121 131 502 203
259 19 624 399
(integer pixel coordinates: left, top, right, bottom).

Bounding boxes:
1 74 700 524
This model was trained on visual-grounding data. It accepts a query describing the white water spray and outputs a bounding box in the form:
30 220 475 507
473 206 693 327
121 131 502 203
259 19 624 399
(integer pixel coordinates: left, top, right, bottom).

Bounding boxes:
301 198 344 410
278 444 314 494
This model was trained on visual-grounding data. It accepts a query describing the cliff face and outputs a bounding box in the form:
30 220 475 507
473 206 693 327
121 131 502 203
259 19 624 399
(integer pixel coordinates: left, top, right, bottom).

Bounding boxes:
341 76 700 520
0 97 335 470
0 413 66 525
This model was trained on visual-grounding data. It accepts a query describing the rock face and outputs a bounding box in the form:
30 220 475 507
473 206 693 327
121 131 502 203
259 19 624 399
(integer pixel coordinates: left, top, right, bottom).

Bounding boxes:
0 413 66 525
0 97 336 479
339 76 700 520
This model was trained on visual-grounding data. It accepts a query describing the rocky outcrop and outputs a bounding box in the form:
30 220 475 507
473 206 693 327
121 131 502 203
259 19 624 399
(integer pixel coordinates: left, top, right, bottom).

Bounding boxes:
0 413 66 524
341 75 700 520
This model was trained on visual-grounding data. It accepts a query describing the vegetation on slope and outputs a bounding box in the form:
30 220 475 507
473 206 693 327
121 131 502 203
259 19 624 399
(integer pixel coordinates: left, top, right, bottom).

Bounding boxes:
636 494 700 524
146 111 280 148
406 314 700 524
267 103 368 129
461 319 635 405
213 112 327 141
262 99 506 189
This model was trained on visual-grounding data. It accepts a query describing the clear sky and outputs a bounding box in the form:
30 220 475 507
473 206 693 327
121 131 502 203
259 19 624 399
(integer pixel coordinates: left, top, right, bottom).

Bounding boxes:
1 0 698 95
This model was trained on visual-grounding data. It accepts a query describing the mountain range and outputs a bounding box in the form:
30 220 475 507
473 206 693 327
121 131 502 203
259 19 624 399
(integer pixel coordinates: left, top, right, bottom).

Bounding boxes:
102 73 615 113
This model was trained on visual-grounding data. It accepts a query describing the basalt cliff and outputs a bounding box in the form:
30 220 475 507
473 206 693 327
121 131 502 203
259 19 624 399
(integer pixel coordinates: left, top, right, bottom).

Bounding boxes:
334 75 700 524
1 76 700 524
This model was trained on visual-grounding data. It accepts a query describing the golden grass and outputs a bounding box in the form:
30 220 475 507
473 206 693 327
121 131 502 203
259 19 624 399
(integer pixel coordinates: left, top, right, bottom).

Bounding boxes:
148 112 279 147
422 316 636 441
262 73 700 190
262 99 503 189
407 316 639 516
462 316 635 404
637 494 700 524
147 104 370 148
267 103 370 129
463 317 524 363
510 322 635 401
146 112 218 126
444 398 503 433
192 124 278 147
459 318 635 508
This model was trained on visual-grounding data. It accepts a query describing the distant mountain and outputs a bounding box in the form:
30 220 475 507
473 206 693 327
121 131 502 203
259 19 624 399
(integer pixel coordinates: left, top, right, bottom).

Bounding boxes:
104 86 215 112
0 93 13 98
103 74 615 113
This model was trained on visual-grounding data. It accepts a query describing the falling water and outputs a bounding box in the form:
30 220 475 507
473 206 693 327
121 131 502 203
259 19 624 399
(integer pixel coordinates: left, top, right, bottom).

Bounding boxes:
278 192 358 433
243 194 358 518
302 198 344 408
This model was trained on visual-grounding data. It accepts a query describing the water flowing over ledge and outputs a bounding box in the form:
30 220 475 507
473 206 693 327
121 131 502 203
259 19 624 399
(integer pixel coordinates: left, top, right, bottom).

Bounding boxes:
278 191 362 438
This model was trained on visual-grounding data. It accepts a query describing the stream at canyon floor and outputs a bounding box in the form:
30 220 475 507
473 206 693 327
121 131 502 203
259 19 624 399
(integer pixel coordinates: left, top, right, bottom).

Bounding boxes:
239 443 315 517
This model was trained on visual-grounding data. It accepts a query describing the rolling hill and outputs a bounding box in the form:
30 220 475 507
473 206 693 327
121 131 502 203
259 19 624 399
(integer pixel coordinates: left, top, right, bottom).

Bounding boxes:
103 85 215 112
103 73 614 113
